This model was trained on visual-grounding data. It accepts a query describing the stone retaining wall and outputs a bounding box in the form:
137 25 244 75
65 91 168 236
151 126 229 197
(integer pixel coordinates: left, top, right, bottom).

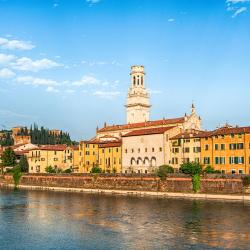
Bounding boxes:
0 174 245 194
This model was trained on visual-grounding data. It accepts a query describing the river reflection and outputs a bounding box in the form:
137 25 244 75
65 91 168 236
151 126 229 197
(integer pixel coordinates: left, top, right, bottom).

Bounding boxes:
0 189 250 249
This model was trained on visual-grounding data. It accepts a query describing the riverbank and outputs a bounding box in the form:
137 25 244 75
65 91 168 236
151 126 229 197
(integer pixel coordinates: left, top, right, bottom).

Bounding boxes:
1 174 250 201
1 183 250 201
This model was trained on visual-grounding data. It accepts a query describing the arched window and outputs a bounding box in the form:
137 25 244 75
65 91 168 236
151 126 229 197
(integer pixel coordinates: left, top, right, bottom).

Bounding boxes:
133 76 136 86
151 157 156 167
141 76 143 85
144 157 150 167
137 76 140 86
137 157 142 165
131 157 136 166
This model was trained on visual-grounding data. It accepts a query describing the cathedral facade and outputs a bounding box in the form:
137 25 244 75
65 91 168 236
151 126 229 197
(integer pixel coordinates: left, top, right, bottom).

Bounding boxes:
93 65 202 173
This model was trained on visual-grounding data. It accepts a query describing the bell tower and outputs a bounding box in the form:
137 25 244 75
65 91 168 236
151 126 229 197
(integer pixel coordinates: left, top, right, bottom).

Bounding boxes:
125 65 151 124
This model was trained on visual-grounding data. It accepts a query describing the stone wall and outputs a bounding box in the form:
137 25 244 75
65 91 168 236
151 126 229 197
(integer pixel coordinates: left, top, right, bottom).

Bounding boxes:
0 174 245 194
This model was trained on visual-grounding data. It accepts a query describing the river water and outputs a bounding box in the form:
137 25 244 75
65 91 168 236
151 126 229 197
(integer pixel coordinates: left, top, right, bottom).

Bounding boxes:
0 189 249 249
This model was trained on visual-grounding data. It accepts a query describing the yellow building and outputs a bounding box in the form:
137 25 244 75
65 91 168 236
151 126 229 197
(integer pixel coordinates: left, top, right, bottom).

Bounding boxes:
201 125 250 174
28 145 79 173
98 141 122 173
79 140 99 173
170 129 202 170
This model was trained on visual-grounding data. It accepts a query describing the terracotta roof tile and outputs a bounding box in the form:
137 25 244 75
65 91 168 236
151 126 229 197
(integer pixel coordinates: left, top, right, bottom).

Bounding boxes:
122 126 175 137
98 117 185 133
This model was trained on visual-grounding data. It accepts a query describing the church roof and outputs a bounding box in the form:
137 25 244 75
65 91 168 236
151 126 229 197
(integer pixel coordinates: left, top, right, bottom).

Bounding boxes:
97 117 185 133
122 126 175 137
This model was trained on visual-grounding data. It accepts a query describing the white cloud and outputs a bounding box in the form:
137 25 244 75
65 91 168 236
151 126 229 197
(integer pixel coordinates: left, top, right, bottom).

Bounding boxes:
12 57 61 72
46 86 59 93
0 53 16 64
16 76 58 86
72 75 100 86
93 91 120 99
232 6 247 17
226 0 250 4
0 37 35 50
0 68 16 78
86 0 101 4
226 0 249 17
168 18 175 22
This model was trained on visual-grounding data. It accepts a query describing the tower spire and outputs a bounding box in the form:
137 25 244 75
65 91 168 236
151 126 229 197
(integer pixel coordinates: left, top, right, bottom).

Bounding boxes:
125 65 151 124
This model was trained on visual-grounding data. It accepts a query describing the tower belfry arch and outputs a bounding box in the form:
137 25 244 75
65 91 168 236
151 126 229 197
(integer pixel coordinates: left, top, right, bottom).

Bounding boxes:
125 65 151 124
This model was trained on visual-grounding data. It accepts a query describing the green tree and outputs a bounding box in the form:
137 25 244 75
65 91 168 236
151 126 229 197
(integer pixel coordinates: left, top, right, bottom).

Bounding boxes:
1 147 16 173
12 166 22 190
157 165 174 180
179 162 202 176
180 162 202 193
18 155 29 172
90 166 102 173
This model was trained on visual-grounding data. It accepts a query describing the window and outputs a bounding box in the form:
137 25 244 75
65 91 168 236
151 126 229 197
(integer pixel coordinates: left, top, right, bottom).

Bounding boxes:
237 143 244 149
239 169 243 174
231 134 235 138
145 170 147 174
152 148 155 152
193 147 201 153
125 149 127 153
159 147 162 152
222 170 225 174
229 143 236 150
221 144 225 150
215 157 219 165
195 158 200 163
184 147 189 153
54 158 58 161
138 148 140 153
116 148 119 153
145 148 147 152
172 147 179 153
131 149 134 153
238 134 242 138
102 149 105 153
54 151 57 155
41 158 45 161
215 144 219 150
205 144 209 151
114 158 116 164
204 157 210 164
231 169 236 174
220 157 225 165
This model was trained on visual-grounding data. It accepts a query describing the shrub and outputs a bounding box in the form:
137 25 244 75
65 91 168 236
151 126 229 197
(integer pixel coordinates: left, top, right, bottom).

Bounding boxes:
157 165 174 180
90 166 102 174
12 166 22 190
45 166 56 173
192 174 200 193
180 162 202 176
242 176 250 187
203 165 221 174
64 168 72 173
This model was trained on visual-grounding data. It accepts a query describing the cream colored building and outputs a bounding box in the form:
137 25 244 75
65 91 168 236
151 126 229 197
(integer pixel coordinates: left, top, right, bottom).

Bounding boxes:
122 126 181 173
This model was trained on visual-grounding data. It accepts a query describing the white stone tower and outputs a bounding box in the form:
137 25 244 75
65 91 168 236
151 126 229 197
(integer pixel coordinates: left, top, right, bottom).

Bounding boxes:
125 65 151 124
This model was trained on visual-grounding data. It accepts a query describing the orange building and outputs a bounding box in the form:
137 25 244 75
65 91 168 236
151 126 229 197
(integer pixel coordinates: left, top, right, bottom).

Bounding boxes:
201 125 250 174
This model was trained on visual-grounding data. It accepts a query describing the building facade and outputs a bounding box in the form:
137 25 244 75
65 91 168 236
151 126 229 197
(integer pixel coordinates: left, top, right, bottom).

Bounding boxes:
28 145 78 173
122 126 181 173
201 125 250 174
170 129 202 170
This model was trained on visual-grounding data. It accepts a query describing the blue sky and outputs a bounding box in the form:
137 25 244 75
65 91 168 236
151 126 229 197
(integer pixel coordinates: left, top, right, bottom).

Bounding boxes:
0 0 249 140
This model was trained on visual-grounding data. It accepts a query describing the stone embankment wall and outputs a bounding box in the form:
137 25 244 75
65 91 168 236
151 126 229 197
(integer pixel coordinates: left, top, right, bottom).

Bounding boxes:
0 174 246 194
